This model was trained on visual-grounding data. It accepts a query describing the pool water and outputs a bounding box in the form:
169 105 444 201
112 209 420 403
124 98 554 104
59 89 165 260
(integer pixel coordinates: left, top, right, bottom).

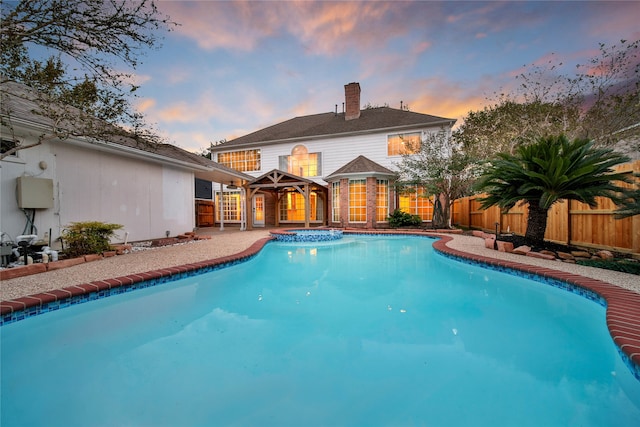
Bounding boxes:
2 235 639 426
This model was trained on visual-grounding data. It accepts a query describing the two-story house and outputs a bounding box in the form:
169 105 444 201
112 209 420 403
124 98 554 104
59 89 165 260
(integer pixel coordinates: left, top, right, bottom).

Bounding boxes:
209 82 456 229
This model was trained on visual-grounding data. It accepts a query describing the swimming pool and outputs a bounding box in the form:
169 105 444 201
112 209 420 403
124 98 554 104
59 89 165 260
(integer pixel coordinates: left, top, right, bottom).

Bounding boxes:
2 235 639 426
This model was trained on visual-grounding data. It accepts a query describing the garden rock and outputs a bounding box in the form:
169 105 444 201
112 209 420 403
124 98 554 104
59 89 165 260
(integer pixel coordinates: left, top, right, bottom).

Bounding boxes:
596 250 614 260
571 250 591 258
557 252 574 261
512 245 531 255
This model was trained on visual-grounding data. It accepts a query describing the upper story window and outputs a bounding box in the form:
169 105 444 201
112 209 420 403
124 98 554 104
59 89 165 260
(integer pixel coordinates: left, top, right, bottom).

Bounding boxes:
216 149 261 172
279 145 322 177
387 132 421 156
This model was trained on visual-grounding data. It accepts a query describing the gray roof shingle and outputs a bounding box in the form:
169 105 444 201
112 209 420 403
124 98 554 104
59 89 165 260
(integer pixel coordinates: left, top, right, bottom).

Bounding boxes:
214 107 455 149
325 155 397 180
1 79 239 174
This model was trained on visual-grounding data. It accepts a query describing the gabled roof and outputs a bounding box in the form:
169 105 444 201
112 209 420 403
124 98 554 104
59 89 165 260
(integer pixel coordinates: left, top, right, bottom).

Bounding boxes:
248 169 326 191
325 155 397 181
1 79 252 184
212 107 455 149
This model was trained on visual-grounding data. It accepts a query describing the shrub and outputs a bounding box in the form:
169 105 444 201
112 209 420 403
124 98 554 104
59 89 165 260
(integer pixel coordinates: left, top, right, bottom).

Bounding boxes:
62 221 123 257
576 259 640 275
387 209 422 228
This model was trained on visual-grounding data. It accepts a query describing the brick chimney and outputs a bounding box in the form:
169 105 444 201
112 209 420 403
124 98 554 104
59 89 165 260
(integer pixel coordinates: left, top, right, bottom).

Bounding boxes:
344 82 361 120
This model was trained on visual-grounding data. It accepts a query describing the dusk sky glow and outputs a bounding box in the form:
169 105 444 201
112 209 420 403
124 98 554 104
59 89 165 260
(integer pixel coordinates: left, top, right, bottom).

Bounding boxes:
132 1 640 153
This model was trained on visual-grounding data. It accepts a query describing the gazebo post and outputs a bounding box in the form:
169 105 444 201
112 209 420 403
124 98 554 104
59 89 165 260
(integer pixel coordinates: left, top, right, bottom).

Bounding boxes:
304 183 310 228
219 182 225 231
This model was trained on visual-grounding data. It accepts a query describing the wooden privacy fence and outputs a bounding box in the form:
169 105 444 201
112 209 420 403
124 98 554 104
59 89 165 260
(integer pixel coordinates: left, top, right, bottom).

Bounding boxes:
452 160 640 257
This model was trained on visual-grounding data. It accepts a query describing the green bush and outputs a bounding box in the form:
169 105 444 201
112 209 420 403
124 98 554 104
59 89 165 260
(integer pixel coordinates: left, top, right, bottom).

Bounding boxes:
62 221 123 257
576 259 640 275
387 209 423 228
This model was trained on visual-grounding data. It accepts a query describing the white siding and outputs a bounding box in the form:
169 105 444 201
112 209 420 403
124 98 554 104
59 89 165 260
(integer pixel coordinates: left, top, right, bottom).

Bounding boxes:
1 138 196 249
53 143 195 243
234 125 443 185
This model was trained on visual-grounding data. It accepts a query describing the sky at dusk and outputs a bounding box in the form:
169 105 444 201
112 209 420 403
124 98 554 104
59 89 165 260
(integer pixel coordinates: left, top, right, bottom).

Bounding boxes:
131 1 640 154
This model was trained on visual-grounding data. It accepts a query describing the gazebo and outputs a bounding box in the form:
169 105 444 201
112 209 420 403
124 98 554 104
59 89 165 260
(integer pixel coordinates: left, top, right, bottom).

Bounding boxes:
246 169 328 229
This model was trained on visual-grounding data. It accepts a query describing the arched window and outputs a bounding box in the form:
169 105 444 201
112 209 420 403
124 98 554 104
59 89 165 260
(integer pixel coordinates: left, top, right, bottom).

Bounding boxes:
279 145 321 177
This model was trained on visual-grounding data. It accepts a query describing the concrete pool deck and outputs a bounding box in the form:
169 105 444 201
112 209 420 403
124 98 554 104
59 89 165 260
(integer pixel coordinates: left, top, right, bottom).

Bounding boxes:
1 228 639 371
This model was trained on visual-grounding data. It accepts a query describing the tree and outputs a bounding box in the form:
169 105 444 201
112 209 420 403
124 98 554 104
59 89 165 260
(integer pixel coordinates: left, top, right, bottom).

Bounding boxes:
456 40 640 161
614 187 640 219
0 0 176 159
395 130 476 228
474 135 633 245
453 99 579 159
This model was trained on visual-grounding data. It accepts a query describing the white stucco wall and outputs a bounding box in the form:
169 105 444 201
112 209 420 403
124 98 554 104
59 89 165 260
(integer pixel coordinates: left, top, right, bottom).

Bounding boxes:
1 138 195 249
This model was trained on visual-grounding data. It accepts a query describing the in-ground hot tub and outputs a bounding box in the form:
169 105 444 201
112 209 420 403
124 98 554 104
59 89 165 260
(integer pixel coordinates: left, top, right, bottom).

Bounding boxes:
270 229 343 243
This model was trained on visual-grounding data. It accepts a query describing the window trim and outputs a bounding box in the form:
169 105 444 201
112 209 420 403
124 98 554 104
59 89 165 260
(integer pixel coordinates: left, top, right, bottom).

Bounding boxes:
279 144 322 178
348 178 367 223
398 184 433 221
215 191 242 222
331 181 340 223
387 131 422 156
216 149 261 172
376 179 389 222
0 138 25 164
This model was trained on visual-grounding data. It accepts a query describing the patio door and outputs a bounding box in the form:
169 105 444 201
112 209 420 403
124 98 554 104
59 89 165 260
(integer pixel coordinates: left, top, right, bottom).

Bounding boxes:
253 194 265 227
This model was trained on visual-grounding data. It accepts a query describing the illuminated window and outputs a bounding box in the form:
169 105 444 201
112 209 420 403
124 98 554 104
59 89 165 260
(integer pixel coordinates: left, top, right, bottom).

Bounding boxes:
215 192 242 221
376 180 389 222
387 132 421 156
279 145 322 177
399 185 432 221
279 191 323 222
217 149 261 172
349 179 367 222
331 182 340 222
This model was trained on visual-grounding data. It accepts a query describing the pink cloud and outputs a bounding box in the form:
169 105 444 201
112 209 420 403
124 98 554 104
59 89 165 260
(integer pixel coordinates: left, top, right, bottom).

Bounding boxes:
159 1 411 56
136 98 156 113
412 41 432 55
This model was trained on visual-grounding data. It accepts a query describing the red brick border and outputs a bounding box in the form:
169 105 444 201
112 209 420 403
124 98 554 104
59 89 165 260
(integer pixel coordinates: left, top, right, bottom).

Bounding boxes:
1 232 638 373
0 237 274 317
430 234 640 370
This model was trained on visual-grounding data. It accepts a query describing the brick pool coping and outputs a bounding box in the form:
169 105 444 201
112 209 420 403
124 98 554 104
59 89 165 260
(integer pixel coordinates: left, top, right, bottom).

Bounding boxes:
429 234 640 371
1 231 638 374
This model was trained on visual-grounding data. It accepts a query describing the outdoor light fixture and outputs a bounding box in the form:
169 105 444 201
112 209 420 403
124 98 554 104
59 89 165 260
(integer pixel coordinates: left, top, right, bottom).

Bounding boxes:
227 182 238 190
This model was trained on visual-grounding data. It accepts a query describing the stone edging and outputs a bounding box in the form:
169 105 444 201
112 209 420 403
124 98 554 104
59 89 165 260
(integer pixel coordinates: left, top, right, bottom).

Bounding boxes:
0 237 273 318
1 231 638 377
430 234 640 375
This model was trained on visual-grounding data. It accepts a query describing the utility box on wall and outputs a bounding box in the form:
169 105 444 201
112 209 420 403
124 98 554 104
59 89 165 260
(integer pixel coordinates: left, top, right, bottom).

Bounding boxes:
16 176 54 209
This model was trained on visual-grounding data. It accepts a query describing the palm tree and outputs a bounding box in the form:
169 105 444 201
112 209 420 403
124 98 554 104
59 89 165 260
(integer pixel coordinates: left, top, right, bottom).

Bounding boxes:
474 135 633 245
615 188 640 219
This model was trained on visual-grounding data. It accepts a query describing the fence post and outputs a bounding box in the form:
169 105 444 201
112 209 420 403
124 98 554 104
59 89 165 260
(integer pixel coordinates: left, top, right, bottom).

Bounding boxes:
634 208 640 257
566 199 572 246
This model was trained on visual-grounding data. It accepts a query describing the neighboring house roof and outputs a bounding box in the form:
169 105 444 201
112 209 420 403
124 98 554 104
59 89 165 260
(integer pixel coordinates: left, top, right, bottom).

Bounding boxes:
212 107 456 150
1 79 252 185
325 155 397 181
